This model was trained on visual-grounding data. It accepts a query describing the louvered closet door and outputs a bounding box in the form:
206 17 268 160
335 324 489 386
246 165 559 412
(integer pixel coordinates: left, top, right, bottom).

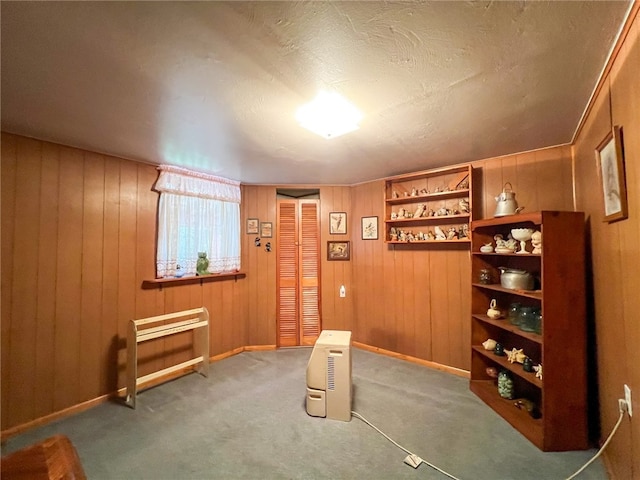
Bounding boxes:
276 199 321 347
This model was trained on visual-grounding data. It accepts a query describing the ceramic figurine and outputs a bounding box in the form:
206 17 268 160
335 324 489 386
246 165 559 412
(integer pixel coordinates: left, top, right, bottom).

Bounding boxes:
486 367 498 378
419 188 428 195
447 227 458 240
533 364 543 380
460 224 469 238
413 204 425 218
531 230 542 254
505 348 523 364
196 252 210 276
393 190 400 199
459 198 470 213
411 187 418 197
487 299 502 319
426 230 435 240
482 338 497 351
480 243 494 253
175 265 184 278
391 212 398 220
434 226 447 240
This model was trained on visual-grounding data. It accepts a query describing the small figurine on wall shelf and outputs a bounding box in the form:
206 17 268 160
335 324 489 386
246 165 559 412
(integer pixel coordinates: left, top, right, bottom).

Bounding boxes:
531 230 542 254
196 252 210 276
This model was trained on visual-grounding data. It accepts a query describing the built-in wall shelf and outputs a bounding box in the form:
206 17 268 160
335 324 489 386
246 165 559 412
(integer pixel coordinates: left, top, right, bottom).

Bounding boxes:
142 271 246 289
383 164 473 245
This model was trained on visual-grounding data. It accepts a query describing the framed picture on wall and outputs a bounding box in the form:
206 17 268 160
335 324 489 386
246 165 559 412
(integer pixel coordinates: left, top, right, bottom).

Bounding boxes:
327 241 350 261
361 216 378 240
329 212 347 234
260 222 273 238
247 218 259 234
595 125 628 223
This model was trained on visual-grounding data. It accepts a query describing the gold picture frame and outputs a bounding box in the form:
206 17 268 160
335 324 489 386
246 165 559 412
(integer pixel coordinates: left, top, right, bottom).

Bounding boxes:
327 241 350 261
595 125 628 223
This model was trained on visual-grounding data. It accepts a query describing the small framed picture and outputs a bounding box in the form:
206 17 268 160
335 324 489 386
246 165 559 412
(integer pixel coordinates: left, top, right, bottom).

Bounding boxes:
260 222 273 238
327 241 350 261
595 125 628 223
329 212 347 234
247 218 259 234
361 216 378 240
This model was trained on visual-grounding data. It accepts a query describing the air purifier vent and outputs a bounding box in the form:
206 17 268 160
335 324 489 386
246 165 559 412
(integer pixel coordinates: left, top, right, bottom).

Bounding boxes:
327 356 335 390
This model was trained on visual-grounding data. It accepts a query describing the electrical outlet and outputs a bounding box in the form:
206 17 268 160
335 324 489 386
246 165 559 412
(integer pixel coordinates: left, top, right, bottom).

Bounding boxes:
624 384 632 417
339 285 346 298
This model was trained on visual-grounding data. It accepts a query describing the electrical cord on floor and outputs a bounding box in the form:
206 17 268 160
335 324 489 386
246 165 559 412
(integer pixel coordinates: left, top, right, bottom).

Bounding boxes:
564 403 626 480
351 410 462 480
353 404 627 480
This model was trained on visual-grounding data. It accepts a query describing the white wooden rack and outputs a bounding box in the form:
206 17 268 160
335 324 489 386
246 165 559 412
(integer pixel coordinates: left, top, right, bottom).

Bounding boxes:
125 307 209 409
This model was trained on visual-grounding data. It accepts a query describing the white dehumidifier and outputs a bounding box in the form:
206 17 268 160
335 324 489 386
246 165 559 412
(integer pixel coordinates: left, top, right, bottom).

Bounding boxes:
305 330 352 422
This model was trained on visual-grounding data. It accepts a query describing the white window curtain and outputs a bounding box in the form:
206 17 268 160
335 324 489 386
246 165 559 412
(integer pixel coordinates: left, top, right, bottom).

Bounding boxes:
155 165 241 278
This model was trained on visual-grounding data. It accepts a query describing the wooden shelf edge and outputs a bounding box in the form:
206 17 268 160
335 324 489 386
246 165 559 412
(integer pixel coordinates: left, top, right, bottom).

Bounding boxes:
472 283 542 300
385 189 470 204
471 212 543 229
385 239 471 245
385 213 470 224
472 315 542 344
471 252 541 258
142 271 246 289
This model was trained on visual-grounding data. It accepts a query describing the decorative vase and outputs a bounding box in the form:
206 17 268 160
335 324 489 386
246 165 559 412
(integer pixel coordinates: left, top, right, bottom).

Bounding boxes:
196 252 210 276
497 370 514 399
518 306 536 332
479 269 492 285
508 303 521 326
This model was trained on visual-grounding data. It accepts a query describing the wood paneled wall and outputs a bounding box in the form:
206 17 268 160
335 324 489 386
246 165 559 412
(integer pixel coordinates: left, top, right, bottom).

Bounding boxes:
573 10 639 479
1 134 247 431
350 147 574 371
240 185 354 346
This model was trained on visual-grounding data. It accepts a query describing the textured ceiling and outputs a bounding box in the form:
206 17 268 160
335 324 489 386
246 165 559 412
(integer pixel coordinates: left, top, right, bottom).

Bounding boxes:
1 1 632 184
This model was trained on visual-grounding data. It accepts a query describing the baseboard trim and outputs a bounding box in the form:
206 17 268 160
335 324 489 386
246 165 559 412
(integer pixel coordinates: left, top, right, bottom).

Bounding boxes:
353 342 470 379
2 342 464 441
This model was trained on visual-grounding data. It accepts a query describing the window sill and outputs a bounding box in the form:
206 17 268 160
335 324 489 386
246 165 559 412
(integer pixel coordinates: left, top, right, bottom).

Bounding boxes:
142 271 246 289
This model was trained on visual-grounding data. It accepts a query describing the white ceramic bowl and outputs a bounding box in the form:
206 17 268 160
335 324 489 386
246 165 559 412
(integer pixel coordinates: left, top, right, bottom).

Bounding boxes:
510 228 534 241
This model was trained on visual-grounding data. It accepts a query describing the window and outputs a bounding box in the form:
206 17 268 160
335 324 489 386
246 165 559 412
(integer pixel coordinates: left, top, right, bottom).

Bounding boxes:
155 165 241 278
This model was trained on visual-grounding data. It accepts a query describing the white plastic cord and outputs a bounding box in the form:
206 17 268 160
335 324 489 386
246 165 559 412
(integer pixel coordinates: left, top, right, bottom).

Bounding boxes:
351 410 462 480
352 407 626 480
564 408 626 480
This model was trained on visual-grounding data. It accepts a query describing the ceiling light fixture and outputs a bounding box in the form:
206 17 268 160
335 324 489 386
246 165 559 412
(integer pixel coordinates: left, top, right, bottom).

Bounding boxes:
296 91 363 139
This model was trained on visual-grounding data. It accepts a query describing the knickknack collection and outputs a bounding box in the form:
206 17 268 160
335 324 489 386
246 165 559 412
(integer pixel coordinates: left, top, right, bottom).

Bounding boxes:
384 164 473 245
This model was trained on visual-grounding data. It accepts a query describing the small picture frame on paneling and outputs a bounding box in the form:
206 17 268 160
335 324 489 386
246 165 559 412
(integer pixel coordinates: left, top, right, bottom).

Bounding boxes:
327 241 350 261
595 125 628 223
329 212 347 234
361 216 378 240
260 222 273 238
247 218 259 234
